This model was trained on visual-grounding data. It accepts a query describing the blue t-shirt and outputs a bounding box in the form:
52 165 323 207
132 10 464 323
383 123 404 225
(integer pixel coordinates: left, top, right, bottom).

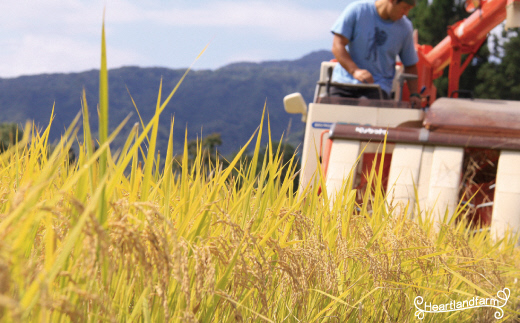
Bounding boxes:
331 0 418 94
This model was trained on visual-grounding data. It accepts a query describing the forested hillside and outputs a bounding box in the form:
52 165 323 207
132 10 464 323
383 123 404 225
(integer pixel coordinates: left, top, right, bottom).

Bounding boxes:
0 50 334 156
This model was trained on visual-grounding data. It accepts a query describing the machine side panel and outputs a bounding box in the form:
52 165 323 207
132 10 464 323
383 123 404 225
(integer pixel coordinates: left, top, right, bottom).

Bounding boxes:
427 146 464 225
325 140 360 200
387 144 424 216
491 151 520 245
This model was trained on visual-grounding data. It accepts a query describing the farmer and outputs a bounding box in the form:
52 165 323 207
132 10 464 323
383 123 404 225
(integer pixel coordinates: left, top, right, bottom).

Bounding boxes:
330 0 421 106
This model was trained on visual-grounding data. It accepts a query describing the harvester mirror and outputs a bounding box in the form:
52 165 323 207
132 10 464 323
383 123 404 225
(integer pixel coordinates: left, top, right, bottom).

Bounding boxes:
283 93 307 122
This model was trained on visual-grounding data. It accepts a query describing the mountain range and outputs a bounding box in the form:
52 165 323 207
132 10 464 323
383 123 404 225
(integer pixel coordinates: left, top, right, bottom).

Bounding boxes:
0 50 334 156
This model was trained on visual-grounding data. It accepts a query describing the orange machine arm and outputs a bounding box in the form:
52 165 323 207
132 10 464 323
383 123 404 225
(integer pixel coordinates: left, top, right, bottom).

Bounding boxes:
415 0 520 101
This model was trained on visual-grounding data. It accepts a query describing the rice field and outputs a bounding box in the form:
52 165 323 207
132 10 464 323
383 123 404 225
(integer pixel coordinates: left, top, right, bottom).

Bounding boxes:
0 23 519 322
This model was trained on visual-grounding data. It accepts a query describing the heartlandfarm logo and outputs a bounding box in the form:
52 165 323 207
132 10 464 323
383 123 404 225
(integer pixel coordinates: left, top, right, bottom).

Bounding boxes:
414 288 510 320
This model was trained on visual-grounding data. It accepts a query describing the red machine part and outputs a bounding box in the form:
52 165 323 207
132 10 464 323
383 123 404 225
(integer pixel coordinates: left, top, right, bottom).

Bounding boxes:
320 130 332 177
417 0 520 100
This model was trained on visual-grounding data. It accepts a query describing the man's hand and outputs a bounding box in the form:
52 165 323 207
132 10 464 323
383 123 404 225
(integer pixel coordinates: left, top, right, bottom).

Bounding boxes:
332 34 376 84
332 34 375 84
352 69 374 84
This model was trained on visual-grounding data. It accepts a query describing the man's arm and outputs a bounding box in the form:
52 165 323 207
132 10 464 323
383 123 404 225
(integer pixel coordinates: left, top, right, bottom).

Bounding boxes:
332 33 374 84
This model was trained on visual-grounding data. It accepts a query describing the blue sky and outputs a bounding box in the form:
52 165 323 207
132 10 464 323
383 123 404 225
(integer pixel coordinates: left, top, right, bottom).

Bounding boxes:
0 0 355 78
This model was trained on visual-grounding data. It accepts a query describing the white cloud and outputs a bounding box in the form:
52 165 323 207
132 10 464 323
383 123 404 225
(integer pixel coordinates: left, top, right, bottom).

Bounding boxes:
134 1 337 41
0 1 97 33
0 0 338 77
0 0 337 40
0 34 142 77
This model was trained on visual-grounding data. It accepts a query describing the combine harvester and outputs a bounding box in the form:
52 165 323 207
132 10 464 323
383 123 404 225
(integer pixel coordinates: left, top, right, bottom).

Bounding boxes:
284 0 520 243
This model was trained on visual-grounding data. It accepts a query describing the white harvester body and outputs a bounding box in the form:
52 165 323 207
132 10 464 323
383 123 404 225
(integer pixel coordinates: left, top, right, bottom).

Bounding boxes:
284 61 520 244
